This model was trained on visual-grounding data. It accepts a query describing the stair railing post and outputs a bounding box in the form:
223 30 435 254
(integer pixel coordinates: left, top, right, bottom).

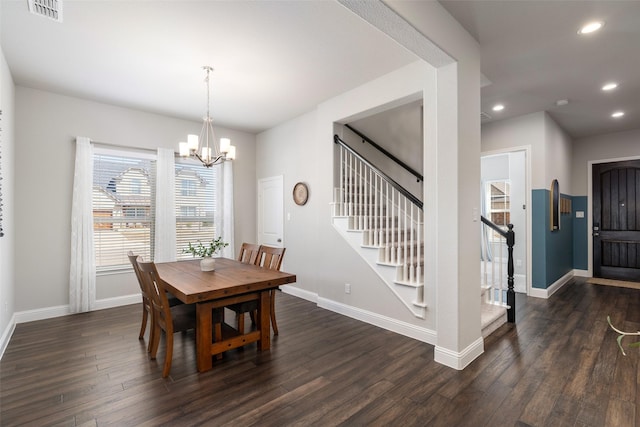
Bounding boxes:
506 223 515 323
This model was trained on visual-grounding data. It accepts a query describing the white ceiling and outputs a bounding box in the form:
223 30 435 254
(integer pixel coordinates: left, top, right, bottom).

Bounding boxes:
0 0 417 134
2 1 639 139
440 0 640 139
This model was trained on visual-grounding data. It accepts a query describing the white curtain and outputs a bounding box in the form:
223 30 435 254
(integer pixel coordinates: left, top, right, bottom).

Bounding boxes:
216 161 235 258
154 148 177 262
69 137 96 313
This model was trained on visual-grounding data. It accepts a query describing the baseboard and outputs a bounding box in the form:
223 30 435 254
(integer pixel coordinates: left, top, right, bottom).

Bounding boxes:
0 314 16 360
14 304 70 324
434 336 484 370
14 294 140 324
529 270 574 299
281 284 318 304
93 294 140 311
573 269 589 277
317 296 436 345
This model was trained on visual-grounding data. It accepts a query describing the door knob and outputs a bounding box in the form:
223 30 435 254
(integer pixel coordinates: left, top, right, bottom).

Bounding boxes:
277 238 282 242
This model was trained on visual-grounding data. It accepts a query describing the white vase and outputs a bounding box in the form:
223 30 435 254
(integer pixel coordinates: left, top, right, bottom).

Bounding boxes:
200 257 216 272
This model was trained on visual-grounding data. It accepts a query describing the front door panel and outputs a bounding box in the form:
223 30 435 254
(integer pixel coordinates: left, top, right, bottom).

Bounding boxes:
593 160 640 281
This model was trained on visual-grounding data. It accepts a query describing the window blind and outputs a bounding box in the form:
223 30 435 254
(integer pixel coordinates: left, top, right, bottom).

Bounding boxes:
174 159 218 260
93 150 156 271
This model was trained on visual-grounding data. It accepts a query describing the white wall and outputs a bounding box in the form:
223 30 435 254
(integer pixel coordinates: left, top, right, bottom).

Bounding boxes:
572 128 640 196
482 112 546 188
345 100 423 199
259 0 483 369
14 87 256 311
544 113 573 195
482 112 572 193
0 46 16 355
257 61 438 329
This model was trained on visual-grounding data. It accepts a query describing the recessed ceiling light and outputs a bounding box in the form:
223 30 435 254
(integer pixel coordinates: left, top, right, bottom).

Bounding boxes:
492 104 505 112
578 21 604 35
602 82 618 91
611 111 625 118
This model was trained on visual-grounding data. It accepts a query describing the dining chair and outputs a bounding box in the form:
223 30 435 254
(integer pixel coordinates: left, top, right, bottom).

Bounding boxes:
127 251 155 351
229 243 261 333
137 260 222 378
237 242 261 265
228 244 286 335
256 245 286 335
127 251 182 351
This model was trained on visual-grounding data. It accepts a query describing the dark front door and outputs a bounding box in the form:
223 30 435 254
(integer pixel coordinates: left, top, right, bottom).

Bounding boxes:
593 160 640 281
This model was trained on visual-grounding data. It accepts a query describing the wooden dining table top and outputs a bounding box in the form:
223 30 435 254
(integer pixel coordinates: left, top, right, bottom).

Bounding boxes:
155 258 297 304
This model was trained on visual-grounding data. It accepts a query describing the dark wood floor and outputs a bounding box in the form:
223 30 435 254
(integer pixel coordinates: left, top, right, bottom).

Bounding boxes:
1 277 639 426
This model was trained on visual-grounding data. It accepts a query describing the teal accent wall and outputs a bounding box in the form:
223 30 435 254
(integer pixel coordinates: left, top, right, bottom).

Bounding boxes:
531 189 575 288
572 196 588 270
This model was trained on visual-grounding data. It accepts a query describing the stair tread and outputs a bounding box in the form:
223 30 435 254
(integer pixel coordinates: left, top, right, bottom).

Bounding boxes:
481 303 508 337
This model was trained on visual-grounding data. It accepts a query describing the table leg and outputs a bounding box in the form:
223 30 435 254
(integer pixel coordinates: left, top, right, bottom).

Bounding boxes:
258 290 271 351
196 302 213 372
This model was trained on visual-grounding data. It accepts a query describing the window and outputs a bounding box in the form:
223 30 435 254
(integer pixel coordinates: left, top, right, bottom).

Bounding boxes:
92 150 155 271
92 149 219 271
131 178 142 194
486 180 511 234
181 179 196 197
175 160 217 260
180 206 197 217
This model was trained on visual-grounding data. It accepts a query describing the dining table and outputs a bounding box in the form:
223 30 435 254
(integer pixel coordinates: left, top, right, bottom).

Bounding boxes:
155 258 297 372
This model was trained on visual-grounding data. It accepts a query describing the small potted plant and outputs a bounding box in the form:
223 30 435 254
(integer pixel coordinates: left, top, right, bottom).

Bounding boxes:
184 236 229 271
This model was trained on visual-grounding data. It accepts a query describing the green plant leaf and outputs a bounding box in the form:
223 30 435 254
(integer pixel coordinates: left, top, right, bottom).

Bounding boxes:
617 335 627 356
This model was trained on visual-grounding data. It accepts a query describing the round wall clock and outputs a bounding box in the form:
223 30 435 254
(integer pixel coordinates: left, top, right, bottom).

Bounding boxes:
293 182 309 206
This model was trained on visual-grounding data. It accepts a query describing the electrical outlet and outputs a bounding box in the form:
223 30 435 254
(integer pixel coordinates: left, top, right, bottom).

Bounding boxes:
345 283 351 294
516 259 522 267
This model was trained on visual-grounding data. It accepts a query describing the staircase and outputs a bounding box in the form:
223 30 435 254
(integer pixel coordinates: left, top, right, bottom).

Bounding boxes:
332 136 425 318
332 134 514 333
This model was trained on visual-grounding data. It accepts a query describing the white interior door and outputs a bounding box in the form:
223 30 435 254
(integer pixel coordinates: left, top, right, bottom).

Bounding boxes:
258 175 284 247
481 149 530 294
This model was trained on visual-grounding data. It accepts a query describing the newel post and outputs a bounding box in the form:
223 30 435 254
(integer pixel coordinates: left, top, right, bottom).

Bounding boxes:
506 224 515 322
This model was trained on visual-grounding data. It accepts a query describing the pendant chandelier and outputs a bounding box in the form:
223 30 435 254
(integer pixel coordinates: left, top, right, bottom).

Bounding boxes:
179 66 235 167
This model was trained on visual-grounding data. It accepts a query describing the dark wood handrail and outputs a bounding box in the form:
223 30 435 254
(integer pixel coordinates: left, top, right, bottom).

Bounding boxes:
334 134 423 210
345 124 424 183
481 215 516 323
481 216 508 238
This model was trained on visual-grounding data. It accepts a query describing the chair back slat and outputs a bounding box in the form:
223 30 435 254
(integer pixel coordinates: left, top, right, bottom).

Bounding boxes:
257 245 285 271
238 242 261 265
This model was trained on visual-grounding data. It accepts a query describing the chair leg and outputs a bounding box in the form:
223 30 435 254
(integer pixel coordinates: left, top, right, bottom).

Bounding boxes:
162 331 173 378
270 289 278 335
214 320 223 361
139 307 148 340
237 312 245 334
147 315 155 353
149 322 161 360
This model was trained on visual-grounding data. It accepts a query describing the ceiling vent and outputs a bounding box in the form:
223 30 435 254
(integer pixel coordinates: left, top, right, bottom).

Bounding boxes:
480 111 492 121
28 0 63 22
